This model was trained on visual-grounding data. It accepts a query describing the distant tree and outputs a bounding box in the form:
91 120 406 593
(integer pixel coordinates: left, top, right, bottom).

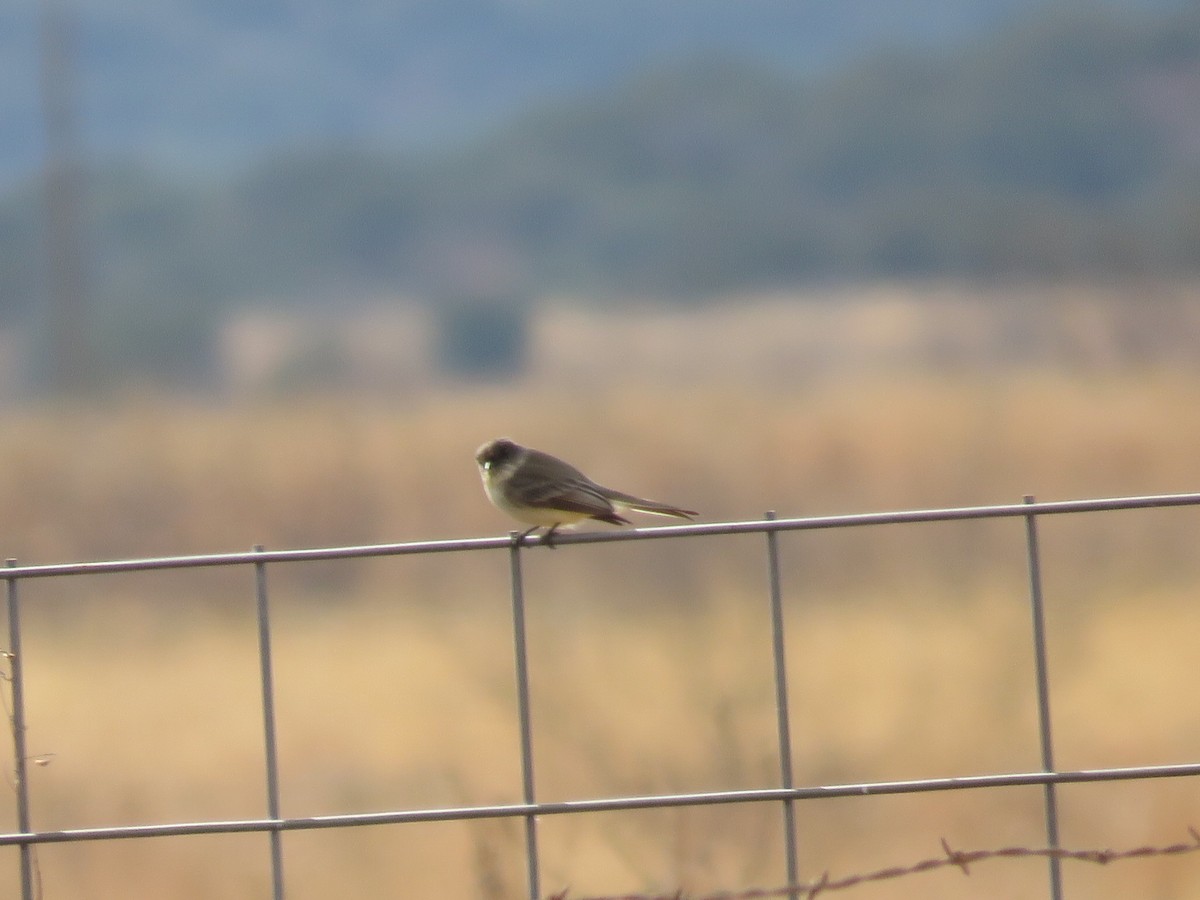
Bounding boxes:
435 296 530 379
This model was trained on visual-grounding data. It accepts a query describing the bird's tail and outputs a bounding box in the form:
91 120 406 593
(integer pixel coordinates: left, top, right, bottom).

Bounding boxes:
604 490 697 520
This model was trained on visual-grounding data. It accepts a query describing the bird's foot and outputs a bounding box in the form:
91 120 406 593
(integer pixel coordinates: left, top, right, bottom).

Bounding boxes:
513 524 560 549
514 525 557 549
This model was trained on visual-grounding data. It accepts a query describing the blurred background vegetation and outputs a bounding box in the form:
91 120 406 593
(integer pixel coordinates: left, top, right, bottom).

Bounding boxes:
0 0 1198 387
1 1 1199 897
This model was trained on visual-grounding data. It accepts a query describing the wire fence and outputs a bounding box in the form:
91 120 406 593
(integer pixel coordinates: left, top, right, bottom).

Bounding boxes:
3 491 1200 899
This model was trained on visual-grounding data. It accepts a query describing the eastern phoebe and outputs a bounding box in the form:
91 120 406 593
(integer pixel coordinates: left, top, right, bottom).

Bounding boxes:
475 438 697 546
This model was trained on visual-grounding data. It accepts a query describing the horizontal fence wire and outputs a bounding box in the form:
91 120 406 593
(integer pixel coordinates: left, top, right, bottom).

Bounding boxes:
2 491 1198 579
2 490 1199 900
3 762 1200 847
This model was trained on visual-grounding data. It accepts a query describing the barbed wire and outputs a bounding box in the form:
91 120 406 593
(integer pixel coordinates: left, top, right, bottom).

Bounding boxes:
546 828 1200 900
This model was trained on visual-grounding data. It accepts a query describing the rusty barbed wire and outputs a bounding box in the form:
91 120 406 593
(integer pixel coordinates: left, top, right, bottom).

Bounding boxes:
546 828 1200 900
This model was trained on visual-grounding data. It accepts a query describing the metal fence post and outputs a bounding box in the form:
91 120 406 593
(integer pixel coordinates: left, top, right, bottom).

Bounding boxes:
1023 496 1063 900
764 512 799 887
253 547 286 900
5 559 34 900
508 536 541 899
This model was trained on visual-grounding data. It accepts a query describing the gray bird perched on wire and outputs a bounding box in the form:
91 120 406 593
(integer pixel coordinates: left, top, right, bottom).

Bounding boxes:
475 438 697 547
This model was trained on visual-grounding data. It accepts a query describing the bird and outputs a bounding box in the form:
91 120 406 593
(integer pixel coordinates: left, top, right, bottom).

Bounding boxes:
475 438 697 547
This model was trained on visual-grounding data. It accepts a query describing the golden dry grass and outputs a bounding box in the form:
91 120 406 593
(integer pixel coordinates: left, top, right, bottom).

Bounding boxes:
1 290 1199 898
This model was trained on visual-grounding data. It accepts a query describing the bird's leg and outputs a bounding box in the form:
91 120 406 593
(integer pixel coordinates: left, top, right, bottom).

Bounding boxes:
517 524 543 546
541 523 561 549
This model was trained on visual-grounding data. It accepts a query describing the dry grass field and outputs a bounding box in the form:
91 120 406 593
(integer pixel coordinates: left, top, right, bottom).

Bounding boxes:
1 286 1199 898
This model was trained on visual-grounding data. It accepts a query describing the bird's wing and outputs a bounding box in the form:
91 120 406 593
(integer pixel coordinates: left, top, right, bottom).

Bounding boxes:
508 453 628 522
517 475 622 519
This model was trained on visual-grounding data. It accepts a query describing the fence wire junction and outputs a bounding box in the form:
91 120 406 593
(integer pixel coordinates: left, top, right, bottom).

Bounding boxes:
2 490 1200 900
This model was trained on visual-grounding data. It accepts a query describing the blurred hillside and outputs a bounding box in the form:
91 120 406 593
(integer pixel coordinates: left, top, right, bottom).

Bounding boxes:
2 2 1199 387
0 0 1112 181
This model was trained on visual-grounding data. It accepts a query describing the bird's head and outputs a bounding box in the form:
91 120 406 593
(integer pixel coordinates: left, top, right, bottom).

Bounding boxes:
475 438 521 471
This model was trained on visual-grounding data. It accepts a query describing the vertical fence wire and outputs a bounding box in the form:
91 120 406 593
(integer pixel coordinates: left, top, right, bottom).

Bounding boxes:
763 512 799 887
508 537 541 900
253 547 286 900
5 560 34 900
1023 497 1064 900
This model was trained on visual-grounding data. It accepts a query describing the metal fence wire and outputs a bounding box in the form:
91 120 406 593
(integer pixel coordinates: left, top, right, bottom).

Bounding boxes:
3 491 1200 899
